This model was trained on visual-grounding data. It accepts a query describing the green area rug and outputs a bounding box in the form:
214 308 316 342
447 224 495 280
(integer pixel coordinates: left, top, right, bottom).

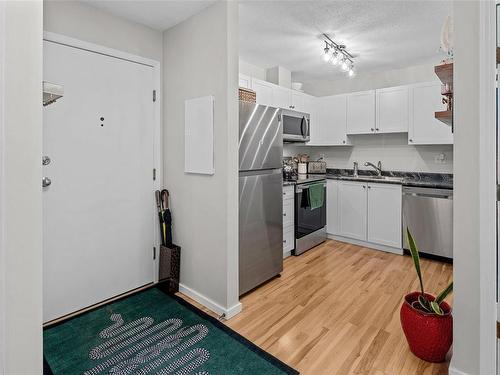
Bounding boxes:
43 287 299 375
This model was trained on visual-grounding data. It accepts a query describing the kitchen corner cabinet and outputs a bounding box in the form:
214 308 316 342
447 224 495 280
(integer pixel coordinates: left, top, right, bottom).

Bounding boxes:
409 82 453 145
346 90 376 134
376 86 409 133
309 95 350 146
336 180 402 251
282 185 295 256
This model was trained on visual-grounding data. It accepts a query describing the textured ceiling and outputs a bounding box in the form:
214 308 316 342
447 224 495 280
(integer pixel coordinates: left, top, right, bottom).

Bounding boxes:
239 1 452 83
84 0 217 31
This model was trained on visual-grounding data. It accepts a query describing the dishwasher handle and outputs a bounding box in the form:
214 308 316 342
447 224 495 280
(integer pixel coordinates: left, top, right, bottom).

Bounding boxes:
402 188 453 199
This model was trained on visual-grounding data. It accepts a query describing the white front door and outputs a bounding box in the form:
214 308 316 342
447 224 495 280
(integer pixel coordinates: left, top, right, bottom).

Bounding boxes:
43 40 155 322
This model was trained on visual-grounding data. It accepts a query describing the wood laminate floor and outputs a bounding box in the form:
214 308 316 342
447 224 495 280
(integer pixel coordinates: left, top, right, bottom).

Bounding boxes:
179 239 453 375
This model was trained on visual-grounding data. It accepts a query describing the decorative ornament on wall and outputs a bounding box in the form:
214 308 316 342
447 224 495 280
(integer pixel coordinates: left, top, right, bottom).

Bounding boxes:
320 33 355 77
439 15 454 63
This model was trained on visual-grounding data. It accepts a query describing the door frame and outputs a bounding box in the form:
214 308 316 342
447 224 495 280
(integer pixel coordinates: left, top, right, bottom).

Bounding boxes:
477 1 497 373
0 1 5 372
42 32 162 283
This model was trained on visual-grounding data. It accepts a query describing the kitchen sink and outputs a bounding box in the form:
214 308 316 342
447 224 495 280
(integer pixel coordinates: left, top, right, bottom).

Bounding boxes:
368 176 405 182
337 175 405 183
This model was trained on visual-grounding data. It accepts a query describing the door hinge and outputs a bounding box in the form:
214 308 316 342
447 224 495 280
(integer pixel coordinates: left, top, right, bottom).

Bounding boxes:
153 246 156 260
153 90 157 102
153 168 156 181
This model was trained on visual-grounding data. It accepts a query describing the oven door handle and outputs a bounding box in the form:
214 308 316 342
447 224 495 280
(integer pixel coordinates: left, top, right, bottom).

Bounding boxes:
296 183 326 193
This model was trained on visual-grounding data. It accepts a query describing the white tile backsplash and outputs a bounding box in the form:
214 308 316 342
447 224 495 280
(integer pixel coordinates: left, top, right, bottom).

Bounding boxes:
284 133 453 174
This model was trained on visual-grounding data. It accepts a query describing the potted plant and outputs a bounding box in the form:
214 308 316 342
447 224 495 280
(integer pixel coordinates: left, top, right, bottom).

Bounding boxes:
400 228 453 363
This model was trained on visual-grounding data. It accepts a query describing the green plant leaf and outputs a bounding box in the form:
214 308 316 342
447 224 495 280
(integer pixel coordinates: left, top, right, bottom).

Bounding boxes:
430 301 444 315
435 282 453 305
407 227 425 296
418 294 432 312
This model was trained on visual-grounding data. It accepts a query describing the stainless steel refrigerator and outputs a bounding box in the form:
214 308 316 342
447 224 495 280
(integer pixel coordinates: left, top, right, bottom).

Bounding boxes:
239 102 283 295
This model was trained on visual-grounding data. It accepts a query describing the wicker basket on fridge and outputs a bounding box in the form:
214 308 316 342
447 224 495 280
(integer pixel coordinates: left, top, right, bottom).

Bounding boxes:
239 87 256 103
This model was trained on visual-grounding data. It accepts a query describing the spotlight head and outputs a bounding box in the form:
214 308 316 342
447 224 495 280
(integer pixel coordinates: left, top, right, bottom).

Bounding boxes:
322 47 331 62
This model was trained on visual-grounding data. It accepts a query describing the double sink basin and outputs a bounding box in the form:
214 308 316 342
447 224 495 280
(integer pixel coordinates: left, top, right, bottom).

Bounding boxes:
332 175 405 184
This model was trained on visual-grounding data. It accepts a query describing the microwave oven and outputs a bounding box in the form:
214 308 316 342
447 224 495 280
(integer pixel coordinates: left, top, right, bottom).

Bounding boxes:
282 109 310 142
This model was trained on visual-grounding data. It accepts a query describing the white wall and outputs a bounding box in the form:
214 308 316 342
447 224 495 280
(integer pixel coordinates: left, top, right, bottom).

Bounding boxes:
450 1 497 375
43 0 163 61
2 1 43 374
285 135 453 174
163 2 240 316
239 59 266 80
303 62 439 97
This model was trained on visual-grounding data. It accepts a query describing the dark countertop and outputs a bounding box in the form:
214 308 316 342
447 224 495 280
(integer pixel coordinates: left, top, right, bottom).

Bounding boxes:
326 169 453 189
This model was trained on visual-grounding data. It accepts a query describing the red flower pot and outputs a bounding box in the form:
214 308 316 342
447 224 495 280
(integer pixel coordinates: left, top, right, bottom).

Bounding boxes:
400 292 452 363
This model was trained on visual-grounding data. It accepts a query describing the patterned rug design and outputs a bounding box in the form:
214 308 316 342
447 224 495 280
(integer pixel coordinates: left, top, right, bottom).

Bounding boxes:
43 287 298 375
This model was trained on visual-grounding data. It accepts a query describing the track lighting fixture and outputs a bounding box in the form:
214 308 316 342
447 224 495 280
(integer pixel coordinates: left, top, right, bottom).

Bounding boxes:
321 33 356 78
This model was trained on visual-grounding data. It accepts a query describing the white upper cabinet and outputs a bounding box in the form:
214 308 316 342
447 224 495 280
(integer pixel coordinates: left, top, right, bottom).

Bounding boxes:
309 95 350 146
291 91 307 112
252 78 274 106
250 77 313 114
366 183 402 249
338 181 368 240
346 90 376 134
376 86 409 133
243 73 451 145
409 82 453 145
239 74 252 89
273 86 291 109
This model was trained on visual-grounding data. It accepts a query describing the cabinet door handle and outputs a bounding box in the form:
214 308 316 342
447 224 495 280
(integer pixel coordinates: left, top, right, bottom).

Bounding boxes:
371 128 374 132
283 213 286 216
362 185 366 189
283 240 286 243
375 128 380 131
368 186 371 189
409 139 413 142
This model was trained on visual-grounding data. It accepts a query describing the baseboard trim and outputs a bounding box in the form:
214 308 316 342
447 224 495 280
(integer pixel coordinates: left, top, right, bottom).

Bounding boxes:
448 367 471 375
327 234 403 255
179 283 242 319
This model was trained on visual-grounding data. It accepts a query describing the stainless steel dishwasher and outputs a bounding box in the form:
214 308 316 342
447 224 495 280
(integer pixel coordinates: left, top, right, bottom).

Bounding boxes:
402 186 453 259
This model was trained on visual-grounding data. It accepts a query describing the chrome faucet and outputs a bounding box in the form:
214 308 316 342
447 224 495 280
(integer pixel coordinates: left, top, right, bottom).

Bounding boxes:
353 162 359 177
364 161 382 176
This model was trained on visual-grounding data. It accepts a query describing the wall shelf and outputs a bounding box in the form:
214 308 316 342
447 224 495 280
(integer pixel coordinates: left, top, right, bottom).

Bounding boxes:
434 63 453 129
435 110 453 127
434 63 453 85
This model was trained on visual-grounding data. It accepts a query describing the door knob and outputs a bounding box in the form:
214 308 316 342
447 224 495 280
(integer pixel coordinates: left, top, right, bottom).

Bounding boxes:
42 155 51 166
42 177 52 187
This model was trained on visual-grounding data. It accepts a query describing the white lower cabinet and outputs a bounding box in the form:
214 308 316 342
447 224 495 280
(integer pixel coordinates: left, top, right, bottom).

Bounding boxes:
326 180 339 235
338 181 368 240
283 185 295 257
367 183 402 248
328 180 402 253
